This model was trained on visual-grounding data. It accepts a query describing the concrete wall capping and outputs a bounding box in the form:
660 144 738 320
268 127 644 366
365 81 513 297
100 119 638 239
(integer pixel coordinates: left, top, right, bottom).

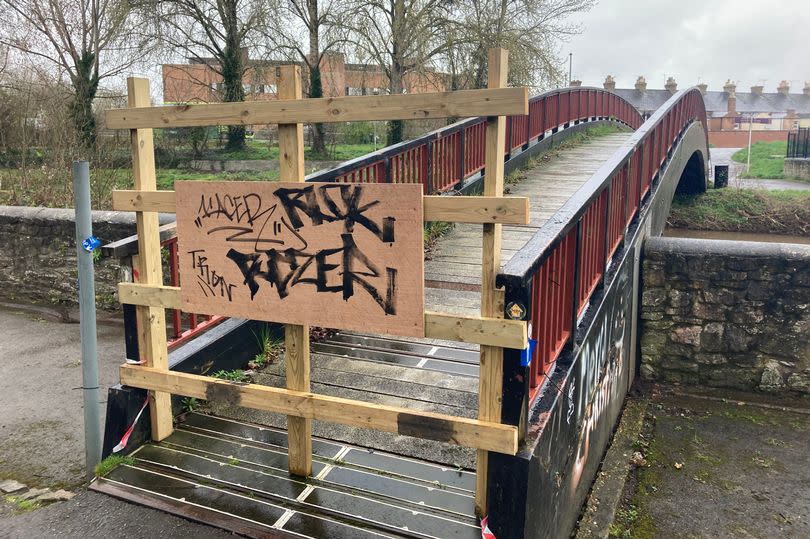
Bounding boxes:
640 236 810 395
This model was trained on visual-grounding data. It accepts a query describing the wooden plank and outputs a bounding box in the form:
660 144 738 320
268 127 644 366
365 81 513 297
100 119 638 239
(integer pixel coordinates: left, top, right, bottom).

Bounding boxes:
424 196 528 224
277 64 311 478
477 48 509 516
105 87 529 129
119 365 519 455
116 283 526 349
112 189 175 212
112 190 529 225
173 180 425 337
424 311 526 349
128 77 173 442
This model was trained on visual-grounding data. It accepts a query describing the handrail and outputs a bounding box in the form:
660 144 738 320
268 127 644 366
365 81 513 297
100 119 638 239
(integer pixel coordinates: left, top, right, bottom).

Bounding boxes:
497 87 708 393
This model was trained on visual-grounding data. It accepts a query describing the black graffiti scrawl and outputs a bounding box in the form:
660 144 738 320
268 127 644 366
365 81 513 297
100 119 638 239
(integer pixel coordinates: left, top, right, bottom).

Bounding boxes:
175 181 424 337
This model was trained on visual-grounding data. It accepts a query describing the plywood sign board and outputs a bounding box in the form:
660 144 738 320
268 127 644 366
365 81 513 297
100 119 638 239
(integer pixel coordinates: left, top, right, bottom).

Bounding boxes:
175 181 425 336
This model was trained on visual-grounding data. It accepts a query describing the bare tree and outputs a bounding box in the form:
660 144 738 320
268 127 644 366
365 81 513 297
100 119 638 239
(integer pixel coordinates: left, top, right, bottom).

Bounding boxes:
267 0 347 156
342 0 452 144
143 0 272 150
0 0 149 150
454 0 594 90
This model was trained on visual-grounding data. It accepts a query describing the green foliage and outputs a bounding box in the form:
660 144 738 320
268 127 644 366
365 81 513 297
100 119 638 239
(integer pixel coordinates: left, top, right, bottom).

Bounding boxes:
338 121 376 145
211 369 246 382
181 397 200 413
250 325 282 369
424 221 453 247
732 141 786 179
94 455 135 477
668 188 810 235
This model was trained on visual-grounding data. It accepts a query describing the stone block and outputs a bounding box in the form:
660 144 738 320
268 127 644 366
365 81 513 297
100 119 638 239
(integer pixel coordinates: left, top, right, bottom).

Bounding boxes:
787 371 810 394
702 288 740 305
724 326 755 353
700 322 724 352
671 325 701 346
642 288 667 308
694 353 727 365
692 302 727 321
759 360 785 392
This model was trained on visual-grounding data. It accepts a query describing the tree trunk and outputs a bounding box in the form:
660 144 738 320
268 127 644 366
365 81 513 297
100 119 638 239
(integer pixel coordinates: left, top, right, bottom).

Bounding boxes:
307 0 328 157
221 0 246 151
69 51 100 150
388 0 405 145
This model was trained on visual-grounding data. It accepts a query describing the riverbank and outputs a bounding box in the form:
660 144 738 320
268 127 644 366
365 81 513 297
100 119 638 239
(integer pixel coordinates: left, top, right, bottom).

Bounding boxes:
667 188 810 237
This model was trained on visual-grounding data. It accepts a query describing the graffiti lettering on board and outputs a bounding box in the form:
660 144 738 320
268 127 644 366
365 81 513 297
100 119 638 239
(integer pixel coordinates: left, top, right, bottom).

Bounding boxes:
175 181 425 337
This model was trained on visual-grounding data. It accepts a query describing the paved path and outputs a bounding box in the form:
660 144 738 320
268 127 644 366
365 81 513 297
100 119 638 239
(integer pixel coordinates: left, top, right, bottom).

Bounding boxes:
709 147 810 190
426 132 632 315
0 305 230 536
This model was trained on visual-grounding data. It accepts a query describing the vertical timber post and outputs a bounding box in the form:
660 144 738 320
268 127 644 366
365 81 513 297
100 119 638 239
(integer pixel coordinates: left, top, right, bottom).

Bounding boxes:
476 47 508 516
277 64 312 477
127 78 172 441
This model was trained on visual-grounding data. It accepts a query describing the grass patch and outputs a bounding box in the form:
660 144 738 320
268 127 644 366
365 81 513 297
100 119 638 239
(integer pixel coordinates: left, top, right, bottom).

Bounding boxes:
732 141 786 179
211 369 247 382
94 454 135 477
206 141 375 162
668 188 810 236
424 221 454 258
3 495 41 512
249 325 283 369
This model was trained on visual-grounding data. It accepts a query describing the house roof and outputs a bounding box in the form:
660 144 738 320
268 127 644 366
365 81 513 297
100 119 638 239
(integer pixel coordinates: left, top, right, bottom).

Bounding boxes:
613 87 810 115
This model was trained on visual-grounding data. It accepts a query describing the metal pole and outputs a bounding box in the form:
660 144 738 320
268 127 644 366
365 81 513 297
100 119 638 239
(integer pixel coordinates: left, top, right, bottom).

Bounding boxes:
746 113 753 173
73 160 101 481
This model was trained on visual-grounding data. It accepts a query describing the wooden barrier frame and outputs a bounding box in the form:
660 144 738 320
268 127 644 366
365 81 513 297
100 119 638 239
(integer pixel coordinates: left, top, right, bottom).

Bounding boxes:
110 51 526 511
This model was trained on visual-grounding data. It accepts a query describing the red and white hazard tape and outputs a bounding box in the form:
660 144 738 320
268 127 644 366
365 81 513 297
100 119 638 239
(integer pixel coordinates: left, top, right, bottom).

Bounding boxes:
113 398 149 453
481 516 496 539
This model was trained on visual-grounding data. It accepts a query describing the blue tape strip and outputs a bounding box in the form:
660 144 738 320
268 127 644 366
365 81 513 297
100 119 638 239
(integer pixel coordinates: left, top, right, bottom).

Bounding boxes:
520 338 537 367
82 236 101 252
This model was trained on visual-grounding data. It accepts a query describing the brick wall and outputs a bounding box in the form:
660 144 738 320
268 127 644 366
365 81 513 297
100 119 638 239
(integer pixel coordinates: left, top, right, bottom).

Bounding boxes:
708 130 789 148
640 237 810 394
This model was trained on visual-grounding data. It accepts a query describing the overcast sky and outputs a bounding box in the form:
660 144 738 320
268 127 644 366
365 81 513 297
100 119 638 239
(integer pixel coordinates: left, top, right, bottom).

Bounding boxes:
565 0 810 93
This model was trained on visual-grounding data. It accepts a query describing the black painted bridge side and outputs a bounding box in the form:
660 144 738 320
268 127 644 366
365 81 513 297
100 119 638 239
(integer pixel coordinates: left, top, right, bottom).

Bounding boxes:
488 110 709 538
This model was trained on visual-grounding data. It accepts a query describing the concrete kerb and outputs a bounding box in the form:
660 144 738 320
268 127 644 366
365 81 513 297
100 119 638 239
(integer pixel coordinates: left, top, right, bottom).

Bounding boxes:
575 399 648 539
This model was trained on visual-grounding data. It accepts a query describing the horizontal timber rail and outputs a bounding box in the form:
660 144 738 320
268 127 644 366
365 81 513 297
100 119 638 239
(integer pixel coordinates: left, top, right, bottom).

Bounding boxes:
497 87 707 394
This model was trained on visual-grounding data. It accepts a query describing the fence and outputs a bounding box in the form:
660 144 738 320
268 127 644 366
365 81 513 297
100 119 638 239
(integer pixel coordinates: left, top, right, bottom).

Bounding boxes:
498 87 708 398
787 128 810 158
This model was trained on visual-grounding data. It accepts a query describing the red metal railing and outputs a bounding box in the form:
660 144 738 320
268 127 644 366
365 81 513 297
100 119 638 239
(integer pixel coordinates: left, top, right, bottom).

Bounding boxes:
162 236 225 350
310 87 644 193
499 88 708 395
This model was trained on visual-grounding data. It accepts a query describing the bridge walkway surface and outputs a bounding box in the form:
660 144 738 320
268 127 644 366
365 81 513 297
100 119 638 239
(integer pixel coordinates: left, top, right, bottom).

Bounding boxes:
92 130 634 538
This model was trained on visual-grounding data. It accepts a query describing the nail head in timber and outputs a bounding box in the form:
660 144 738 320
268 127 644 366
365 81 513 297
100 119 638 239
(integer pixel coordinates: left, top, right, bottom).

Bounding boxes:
175 181 425 337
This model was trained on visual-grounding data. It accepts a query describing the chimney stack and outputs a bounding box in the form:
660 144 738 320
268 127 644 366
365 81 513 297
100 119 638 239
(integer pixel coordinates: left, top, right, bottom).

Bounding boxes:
635 76 647 92
603 75 616 91
750 85 764 96
803 81 810 96
723 79 736 95
665 77 677 94
777 80 790 96
569 80 582 87
697 83 707 95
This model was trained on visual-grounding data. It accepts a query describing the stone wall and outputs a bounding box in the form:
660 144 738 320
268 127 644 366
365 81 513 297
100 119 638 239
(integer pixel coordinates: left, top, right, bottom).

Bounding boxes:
0 206 171 314
640 237 810 394
785 158 810 180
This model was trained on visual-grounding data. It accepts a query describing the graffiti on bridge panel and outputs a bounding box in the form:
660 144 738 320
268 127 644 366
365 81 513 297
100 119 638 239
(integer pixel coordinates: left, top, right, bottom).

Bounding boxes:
175 181 425 337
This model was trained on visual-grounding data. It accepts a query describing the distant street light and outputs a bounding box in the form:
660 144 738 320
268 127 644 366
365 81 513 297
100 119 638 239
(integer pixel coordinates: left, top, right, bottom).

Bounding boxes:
568 53 573 85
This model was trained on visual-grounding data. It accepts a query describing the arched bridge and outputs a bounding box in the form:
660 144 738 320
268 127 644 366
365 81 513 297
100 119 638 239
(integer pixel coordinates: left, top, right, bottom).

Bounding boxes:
96 83 709 539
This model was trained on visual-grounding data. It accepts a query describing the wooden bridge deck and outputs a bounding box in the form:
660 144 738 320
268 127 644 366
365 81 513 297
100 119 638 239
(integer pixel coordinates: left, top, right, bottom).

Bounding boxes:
426 132 632 315
202 131 633 469
94 130 635 538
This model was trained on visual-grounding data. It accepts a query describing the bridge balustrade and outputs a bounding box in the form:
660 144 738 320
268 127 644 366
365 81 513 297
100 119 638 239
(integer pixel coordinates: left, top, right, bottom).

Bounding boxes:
498 88 708 395
308 86 644 194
